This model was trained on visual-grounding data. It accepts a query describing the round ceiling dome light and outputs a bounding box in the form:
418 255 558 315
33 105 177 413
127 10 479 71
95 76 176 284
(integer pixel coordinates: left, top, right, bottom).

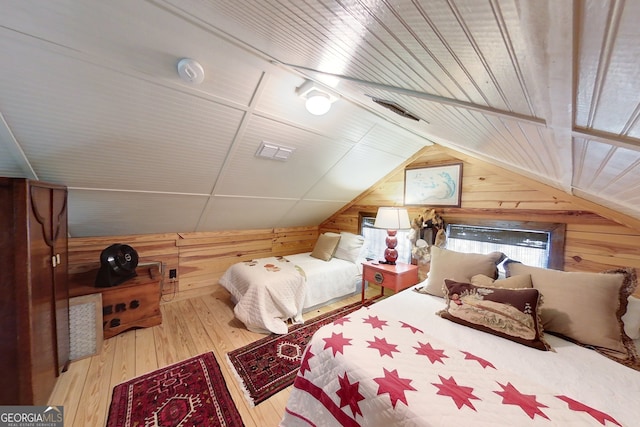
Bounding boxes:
177 58 205 84
305 90 332 115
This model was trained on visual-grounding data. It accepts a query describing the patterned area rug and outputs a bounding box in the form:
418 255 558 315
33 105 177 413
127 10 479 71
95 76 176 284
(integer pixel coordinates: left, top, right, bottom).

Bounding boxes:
227 301 367 405
106 352 243 427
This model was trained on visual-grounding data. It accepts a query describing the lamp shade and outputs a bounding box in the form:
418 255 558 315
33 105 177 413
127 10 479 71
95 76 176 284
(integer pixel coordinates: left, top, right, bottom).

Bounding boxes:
373 207 411 230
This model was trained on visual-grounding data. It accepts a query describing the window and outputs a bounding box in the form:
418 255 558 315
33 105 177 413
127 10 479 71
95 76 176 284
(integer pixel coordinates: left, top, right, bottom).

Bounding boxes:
360 214 412 264
444 220 565 272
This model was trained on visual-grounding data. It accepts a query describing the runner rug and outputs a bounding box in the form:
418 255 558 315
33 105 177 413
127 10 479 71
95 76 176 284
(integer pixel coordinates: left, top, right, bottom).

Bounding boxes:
227 301 367 405
106 352 244 427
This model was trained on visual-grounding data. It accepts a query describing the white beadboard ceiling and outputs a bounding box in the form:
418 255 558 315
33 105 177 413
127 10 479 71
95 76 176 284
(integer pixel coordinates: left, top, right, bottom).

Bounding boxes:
1 0 639 237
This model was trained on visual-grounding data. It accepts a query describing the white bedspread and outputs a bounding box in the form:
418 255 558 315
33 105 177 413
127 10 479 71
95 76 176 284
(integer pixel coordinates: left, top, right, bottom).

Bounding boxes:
220 256 306 334
285 253 361 310
220 253 361 334
282 286 640 426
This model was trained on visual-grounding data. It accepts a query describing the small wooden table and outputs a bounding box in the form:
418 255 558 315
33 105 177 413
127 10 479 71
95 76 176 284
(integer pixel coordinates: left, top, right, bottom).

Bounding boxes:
361 261 419 303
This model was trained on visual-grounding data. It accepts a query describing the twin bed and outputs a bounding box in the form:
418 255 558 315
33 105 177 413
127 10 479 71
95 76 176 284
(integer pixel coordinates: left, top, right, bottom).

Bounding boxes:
280 246 640 426
220 232 366 334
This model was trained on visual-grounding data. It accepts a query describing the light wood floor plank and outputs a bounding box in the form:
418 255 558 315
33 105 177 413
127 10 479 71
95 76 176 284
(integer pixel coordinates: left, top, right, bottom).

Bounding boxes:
134 327 158 376
73 337 117 426
174 298 215 355
49 283 383 426
49 356 91 427
161 301 199 362
109 331 137 387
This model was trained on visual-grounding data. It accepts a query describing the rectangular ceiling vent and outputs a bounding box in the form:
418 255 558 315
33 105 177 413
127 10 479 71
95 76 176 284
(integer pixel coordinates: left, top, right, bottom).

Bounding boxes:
255 141 295 161
371 97 420 121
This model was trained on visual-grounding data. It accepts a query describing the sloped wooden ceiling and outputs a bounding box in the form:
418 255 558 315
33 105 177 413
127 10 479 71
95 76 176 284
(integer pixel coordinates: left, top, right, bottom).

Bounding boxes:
1 1 639 236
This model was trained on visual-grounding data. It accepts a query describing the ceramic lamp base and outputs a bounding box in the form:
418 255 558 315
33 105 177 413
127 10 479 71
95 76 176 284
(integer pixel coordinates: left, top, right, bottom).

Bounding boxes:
384 230 398 264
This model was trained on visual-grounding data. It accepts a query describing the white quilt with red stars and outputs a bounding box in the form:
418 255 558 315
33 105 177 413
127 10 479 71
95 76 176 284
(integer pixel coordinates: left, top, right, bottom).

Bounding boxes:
281 290 640 426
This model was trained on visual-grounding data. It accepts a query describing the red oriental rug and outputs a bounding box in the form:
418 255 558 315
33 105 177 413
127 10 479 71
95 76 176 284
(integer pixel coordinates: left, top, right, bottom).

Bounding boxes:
106 352 243 427
227 301 368 405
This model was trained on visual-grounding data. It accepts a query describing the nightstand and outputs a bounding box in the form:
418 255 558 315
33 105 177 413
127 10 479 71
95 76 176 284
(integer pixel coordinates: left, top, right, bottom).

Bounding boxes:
361 261 419 303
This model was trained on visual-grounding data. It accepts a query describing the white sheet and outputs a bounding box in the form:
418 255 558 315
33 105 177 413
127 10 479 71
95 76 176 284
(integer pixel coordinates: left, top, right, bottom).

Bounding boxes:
282 285 640 426
285 253 361 310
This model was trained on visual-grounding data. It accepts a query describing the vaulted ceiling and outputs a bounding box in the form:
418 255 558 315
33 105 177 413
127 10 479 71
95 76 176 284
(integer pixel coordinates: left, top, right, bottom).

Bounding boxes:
1 0 639 237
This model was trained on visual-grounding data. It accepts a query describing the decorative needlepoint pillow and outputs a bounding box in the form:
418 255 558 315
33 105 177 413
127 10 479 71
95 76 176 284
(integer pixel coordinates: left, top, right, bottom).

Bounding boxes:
438 279 550 351
310 233 341 261
505 261 639 368
420 247 505 297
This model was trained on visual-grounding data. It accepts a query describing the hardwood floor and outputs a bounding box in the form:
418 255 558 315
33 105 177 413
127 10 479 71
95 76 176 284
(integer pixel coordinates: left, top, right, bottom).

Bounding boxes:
49 283 384 426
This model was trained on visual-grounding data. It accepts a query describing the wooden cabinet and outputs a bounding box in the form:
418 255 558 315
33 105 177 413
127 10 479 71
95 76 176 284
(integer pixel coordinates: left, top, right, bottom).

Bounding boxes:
69 264 162 339
361 261 419 303
0 178 70 405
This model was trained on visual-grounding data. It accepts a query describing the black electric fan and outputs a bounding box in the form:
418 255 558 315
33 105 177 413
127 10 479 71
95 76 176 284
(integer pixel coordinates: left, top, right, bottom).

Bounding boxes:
95 243 139 287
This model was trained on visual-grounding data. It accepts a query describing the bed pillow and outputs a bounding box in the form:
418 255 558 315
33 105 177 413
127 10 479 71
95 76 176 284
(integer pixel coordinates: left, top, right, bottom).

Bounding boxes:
333 232 365 264
505 261 639 367
421 247 505 297
438 279 550 351
471 273 532 289
310 233 341 261
623 296 640 340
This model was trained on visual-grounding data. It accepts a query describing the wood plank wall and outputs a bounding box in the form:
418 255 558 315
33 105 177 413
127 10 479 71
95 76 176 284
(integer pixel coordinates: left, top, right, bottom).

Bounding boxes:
68 226 318 302
69 145 640 300
320 146 640 297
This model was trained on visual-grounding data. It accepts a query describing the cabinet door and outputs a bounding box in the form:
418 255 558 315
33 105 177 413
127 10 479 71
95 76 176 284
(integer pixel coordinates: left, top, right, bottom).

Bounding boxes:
52 188 69 373
28 184 59 404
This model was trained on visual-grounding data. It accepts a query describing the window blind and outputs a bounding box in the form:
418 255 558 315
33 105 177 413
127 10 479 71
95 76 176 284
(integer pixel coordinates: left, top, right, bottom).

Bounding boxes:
448 225 548 249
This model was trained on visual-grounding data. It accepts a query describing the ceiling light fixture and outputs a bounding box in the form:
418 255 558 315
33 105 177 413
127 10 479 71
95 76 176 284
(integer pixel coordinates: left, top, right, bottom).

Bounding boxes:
305 91 331 115
296 80 339 116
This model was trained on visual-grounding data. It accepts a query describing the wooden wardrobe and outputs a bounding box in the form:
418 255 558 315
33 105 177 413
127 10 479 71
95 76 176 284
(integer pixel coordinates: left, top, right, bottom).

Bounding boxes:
0 178 70 405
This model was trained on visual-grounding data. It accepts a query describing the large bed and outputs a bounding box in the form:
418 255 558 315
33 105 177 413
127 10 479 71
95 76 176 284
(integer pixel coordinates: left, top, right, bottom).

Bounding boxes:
220 232 366 334
281 248 640 426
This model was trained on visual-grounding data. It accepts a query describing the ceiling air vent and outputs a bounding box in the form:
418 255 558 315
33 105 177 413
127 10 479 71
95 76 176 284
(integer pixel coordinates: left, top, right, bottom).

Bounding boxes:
255 141 295 161
371 97 420 121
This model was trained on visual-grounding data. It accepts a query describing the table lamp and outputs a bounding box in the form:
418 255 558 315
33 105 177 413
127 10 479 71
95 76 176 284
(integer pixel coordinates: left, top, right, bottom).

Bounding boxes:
373 207 411 264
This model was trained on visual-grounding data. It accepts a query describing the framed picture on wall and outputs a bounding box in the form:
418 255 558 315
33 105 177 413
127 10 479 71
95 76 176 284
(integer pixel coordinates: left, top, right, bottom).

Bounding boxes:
404 163 463 207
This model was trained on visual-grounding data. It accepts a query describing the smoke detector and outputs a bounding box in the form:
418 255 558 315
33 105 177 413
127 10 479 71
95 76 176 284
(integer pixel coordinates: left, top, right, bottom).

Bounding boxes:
177 58 205 84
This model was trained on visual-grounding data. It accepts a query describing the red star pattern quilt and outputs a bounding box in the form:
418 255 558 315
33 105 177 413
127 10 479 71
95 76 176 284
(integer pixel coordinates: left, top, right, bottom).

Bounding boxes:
281 290 640 426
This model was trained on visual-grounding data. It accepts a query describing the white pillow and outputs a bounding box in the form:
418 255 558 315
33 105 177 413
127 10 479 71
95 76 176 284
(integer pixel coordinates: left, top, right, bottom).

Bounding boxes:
328 232 365 264
623 296 640 340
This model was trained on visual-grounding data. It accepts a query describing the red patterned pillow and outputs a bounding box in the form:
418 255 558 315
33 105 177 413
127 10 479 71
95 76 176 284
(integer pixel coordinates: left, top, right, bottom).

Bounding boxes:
438 279 551 351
